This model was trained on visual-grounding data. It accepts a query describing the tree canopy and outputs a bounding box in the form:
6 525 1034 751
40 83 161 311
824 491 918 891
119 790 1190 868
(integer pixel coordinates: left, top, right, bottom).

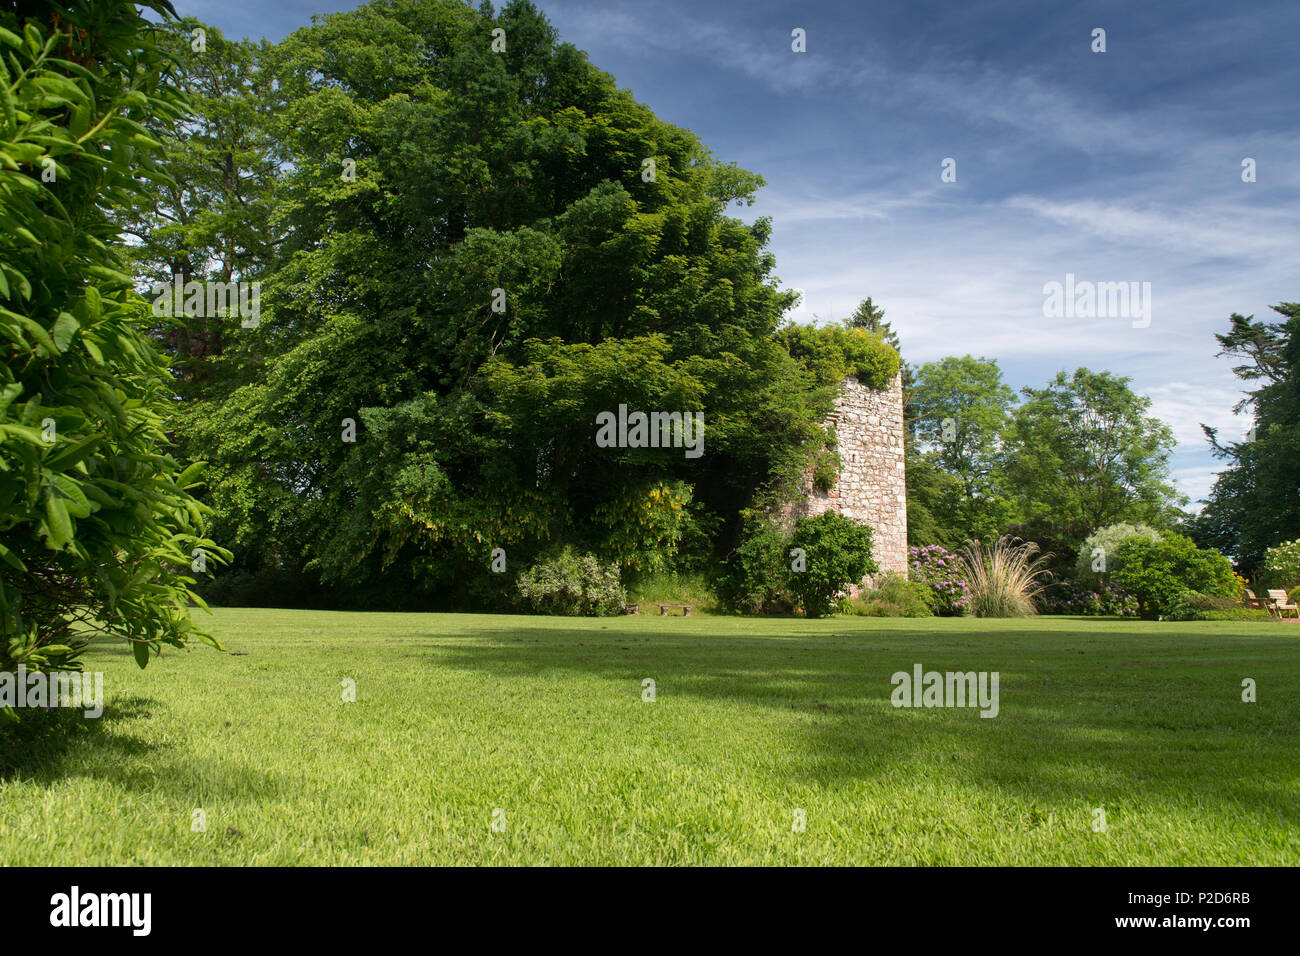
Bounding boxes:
130 0 896 607
1190 303 1300 572
1003 368 1183 549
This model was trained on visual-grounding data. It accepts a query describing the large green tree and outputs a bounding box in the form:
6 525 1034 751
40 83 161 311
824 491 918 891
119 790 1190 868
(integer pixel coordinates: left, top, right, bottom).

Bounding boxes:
908 355 1017 544
1003 368 1183 562
1190 303 1300 572
170 0 894 605
115 18 280 405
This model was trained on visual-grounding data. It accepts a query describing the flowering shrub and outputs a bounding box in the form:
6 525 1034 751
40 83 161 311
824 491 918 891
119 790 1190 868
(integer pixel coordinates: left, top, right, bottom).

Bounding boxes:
1074 523 1160 586
1262 539 1300 590
908 545 969 616
516 548 627 616
1040 581 1138 616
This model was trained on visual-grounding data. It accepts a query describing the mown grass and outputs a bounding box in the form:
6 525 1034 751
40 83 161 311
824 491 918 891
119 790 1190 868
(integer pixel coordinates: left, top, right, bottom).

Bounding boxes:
1 609 1297 865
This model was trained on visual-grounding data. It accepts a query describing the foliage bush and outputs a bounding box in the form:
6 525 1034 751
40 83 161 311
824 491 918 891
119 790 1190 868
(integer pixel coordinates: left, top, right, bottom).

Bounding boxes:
1167 591 1272 622
198 568 453 612
774 322 901 391
715 517 796 615
1040 581 1137 617
0 1 226 681
959 537 1052 618
515 548 626 617
787 511 877 618
852 572 933 617
1074 523 1161 586
907 544 968 615
1199 608 1275 621
1262 539 1300 590
1111 533 1236 620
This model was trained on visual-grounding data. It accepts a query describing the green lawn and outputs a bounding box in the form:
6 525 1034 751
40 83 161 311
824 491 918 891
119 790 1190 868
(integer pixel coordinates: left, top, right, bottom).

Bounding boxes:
2 608 1297 865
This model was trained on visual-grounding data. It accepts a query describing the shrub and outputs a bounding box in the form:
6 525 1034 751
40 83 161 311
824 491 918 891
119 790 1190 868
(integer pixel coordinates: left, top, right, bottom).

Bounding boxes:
1289 586 1300 606
775 323 901 391
1074 523 1161 586
1111 533 1236 620
787 511 877 618
1040 581 1138 617
1168 592 1273 622
853 572 932 617
908 544 969 615
1 1 227 683
715 517 795 615
1262 539 1300 590
1200 608 1275 621
516 548 626 617
959 537 1052 618
1167 591 1235 620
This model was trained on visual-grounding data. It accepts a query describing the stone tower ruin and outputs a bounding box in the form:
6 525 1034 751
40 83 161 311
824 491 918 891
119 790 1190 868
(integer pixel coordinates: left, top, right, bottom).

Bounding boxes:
781 371 908 582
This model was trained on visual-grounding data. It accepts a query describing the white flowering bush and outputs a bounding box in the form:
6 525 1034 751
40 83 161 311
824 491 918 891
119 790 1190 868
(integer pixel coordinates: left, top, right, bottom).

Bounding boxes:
1074 523 1160 586
1262 539 1300 590
516 548 627 617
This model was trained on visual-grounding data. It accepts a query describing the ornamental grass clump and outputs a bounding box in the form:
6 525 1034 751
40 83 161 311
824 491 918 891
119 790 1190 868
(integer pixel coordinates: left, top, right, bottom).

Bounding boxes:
959 537 1053 618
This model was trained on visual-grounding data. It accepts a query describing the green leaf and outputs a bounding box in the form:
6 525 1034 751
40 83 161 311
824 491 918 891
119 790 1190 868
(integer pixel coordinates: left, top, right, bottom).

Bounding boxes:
44 494 72 549
0 540 26 572
132 639 150 669
17 315 58 353
0 381 20 415
51 311 78 350
177 460 206 486
44 435 98 471
0 422 47 445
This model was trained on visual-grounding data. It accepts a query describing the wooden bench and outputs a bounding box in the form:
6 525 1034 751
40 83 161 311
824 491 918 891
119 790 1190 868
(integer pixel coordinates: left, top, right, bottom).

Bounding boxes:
658 603 692 617
622 604 640 615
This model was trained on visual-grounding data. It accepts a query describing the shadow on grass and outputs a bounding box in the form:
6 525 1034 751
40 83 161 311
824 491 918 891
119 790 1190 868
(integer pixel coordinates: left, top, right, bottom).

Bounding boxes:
0 695 160 780
421 623 1300 826
1 693 287 803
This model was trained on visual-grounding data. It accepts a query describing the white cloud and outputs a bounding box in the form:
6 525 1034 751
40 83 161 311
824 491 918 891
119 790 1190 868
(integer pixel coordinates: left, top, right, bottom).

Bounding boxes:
1145 381 1247 449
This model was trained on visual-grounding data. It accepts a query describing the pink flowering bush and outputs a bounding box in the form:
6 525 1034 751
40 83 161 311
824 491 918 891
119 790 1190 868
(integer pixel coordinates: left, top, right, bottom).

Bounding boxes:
908 544 969 616
1040 581 1138 617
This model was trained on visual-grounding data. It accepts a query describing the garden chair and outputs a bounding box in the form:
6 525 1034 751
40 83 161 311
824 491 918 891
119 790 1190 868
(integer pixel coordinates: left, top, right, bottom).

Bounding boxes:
1244 589 1271 611
1266 590 1299 620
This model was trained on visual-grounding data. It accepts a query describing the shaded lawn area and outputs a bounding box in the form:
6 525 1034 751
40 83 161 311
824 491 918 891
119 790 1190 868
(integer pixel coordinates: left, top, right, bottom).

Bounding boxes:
1 609 1297 865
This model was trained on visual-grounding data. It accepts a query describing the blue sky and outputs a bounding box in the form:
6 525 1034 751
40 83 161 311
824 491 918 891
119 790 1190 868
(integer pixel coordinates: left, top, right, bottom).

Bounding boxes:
175 0 1300 505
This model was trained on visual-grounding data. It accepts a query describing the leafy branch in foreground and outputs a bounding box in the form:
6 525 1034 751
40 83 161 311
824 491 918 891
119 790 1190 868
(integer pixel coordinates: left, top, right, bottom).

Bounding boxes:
0 1 228 681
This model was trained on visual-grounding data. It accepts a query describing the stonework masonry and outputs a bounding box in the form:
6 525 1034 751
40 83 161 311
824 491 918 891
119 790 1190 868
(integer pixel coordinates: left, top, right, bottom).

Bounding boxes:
781 371 908 585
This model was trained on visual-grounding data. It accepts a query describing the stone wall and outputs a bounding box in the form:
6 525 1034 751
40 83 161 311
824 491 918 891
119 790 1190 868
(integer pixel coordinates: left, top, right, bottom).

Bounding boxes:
780 371 908 585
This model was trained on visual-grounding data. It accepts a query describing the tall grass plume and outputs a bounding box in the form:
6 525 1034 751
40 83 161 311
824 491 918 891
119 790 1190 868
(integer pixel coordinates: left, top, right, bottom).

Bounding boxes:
960 536 1053 617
